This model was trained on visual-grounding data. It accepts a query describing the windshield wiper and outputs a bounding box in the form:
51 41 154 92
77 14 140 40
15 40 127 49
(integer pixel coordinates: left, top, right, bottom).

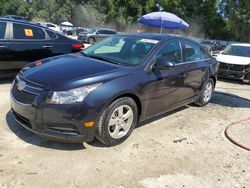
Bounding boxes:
84 54 122 66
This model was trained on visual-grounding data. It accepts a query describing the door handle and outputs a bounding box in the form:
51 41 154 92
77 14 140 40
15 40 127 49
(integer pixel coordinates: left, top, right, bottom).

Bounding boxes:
43 45 53 48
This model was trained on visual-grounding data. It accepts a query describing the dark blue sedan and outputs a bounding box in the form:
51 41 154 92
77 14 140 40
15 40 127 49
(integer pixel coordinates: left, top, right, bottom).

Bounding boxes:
10 33 218 146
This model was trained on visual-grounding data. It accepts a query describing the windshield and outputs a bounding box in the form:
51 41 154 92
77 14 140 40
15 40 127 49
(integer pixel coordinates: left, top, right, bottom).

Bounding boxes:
222 45 250 58
82 36 159 66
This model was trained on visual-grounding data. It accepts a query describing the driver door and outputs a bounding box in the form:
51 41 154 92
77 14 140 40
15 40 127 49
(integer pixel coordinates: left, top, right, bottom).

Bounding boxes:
142 39 189 118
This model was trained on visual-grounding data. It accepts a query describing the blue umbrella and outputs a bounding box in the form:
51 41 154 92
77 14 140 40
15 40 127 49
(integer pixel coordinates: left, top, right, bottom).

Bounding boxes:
139 11 189 33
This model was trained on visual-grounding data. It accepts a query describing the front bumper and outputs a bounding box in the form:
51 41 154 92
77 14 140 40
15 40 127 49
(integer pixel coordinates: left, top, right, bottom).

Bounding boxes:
10 76 97 143
218 62 250 80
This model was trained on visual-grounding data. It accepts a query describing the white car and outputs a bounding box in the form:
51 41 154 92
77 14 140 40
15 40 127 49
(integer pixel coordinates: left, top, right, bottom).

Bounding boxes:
216 43 250 84
38 22 61 33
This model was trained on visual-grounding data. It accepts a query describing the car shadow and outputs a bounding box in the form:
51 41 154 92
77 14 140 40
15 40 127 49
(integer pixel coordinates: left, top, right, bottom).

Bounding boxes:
137 106 188 128
0 78 14 85
211 91 250 108
6 111 85 150
89 106 189 148
217 78 246 85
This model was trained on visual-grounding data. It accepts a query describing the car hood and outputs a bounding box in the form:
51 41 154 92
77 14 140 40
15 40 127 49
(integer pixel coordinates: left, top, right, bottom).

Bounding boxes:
216 54 250 65
21 54 131 91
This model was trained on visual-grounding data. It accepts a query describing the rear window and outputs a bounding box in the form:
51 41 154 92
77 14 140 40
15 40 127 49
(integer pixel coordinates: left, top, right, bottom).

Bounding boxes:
13 23 45 40
0 22 6 39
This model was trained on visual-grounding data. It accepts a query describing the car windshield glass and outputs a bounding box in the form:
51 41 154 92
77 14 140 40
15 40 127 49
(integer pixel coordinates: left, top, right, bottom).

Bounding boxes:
201 41 212 44
86 28 97 33
222 45 250 58
82 36 159 66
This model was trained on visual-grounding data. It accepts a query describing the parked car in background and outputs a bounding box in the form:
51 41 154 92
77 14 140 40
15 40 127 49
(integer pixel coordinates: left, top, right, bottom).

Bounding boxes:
78 28 117 44
37 22 61 33
10 33 218 146
3 15 29 22
217 43 250 84
0 18 84 78
200 40 226 55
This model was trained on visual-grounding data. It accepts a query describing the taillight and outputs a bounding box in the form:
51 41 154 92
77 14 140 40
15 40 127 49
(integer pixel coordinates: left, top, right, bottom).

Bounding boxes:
35 61 43 66
72 43 84 50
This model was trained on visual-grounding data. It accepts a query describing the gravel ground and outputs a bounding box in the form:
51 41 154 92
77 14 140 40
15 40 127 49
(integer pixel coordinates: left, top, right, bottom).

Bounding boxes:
0 79 249 188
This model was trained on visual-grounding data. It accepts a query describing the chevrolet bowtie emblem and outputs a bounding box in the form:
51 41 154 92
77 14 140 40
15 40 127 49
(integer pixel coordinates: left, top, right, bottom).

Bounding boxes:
17 80 26 91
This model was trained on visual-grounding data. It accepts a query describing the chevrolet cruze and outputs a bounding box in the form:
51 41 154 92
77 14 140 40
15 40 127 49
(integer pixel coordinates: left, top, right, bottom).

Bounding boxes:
10 33 218 146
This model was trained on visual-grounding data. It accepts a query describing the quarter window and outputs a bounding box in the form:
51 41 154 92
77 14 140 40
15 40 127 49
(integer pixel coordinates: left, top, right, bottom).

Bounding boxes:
0 22 6 39
156 39 182 64
46 30 57 39
184 40 208 61
13 23 45 40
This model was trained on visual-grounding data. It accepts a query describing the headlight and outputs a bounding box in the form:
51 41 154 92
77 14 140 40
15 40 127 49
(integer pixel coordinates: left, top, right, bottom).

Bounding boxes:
47 83 102 104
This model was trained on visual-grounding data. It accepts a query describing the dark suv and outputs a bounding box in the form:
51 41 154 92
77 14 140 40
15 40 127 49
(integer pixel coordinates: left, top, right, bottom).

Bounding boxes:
3 15 29 22
10 33 218 146
0 19 83 77
78 28 117 44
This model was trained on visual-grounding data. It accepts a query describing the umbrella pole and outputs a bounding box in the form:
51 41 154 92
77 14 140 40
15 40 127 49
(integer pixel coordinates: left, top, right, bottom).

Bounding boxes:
160 20 164 34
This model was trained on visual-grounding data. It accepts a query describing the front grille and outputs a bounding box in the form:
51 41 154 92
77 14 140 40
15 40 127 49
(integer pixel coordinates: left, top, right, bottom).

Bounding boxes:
19 75 43 89
12 83 37 105
219 62 245 72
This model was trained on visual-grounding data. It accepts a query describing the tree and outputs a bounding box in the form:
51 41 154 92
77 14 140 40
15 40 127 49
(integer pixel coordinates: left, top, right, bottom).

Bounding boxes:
220 0 250 42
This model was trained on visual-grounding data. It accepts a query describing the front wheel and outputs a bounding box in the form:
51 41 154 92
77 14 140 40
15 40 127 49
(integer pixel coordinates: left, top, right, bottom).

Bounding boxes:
96 97 138 146
88 37 95 44
195 78 214 106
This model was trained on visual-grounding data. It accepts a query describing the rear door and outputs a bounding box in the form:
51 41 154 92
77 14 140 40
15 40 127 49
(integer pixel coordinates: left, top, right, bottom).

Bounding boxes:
7 22 51 69
181 39 211 98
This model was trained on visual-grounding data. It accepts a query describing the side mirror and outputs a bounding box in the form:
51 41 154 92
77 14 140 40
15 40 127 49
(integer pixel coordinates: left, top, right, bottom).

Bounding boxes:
154 58 175 70
96 31 99 35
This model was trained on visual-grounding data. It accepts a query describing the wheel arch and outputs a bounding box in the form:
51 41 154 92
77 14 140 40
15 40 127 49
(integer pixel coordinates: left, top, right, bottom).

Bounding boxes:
209 75 216 87
109 93 142 120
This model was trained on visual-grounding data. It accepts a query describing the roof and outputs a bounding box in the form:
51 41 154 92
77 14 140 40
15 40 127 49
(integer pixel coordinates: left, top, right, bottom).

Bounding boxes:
0 18 53 30
119 32 183 41
231 43 250 47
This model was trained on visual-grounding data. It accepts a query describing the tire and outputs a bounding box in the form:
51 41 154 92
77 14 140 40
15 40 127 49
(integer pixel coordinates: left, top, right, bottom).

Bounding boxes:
195 78 214 107
243 80 250 85
88 37 95 44
96 97 138 146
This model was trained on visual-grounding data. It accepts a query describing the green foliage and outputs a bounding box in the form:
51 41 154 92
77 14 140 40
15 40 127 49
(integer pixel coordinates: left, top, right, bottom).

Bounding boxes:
0 0 249 42
220 0 250 42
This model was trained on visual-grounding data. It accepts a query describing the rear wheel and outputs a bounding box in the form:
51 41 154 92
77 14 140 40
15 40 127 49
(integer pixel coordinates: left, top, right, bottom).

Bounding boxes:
195 78 214 106
96 97 138 146
88 37 95 44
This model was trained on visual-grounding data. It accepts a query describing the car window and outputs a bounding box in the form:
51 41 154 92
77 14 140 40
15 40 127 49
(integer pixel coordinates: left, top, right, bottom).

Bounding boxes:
94 38 125 54
98 30 106 34
47 24 55 28
184 40 208 61
46 30 57 39
0 22 6 39
156 39 182 64
105 30 116 34
83 36 159 66
13 23 45 40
